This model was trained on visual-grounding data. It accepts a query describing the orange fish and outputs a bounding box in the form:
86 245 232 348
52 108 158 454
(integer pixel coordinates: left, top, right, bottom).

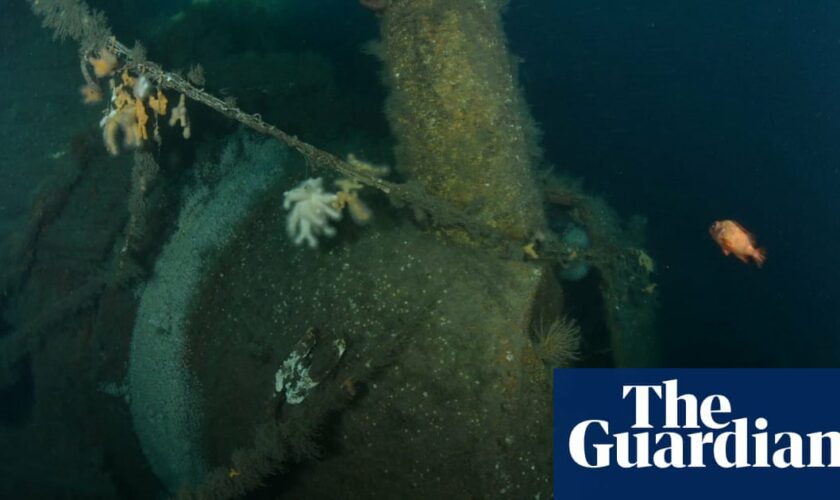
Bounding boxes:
709 220 766 267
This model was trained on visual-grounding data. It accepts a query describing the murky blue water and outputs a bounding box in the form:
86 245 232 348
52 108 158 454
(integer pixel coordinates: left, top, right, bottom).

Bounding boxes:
509 0 840 366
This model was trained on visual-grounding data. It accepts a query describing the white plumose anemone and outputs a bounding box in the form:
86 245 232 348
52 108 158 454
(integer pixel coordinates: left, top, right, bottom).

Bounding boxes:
283 177 342 248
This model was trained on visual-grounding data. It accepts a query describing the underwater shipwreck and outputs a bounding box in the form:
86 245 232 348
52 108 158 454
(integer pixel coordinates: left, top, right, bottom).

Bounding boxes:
0 0 658 498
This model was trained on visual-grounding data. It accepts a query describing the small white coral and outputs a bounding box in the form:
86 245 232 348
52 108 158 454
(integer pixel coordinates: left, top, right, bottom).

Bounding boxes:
283 178 342 248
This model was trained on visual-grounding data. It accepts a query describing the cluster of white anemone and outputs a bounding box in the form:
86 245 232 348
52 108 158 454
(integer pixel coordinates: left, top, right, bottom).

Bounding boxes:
282 177 342 248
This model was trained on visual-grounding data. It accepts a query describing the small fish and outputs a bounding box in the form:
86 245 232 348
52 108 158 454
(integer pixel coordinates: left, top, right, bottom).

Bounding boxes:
709 220 766 267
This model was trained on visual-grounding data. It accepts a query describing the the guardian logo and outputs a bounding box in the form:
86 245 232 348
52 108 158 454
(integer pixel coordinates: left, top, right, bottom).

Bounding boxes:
568 379 840 469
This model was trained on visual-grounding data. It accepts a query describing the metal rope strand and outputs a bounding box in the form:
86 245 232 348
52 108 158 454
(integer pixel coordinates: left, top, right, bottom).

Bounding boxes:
26 0 580 264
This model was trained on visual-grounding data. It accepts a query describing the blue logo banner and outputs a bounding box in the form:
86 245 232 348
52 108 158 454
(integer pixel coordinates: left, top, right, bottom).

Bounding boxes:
554 369 840 499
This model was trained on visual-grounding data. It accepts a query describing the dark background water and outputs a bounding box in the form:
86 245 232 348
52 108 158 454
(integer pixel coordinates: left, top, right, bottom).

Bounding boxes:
507 0 840 366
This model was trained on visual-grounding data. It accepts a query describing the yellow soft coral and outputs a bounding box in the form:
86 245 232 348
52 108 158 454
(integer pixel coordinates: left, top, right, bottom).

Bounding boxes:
94 68 176 154
333 178 372 225
101 83 148 155
523 242 539 260
335 178 363 193
346 153 390 177
101 114 120 156
89 49 118 78
79 83 103 104
121 69 136 88
101 107 140 155
169 94 191 139
636 249 655 273
148 89 168 116
135 99 149 141
114 87 134 111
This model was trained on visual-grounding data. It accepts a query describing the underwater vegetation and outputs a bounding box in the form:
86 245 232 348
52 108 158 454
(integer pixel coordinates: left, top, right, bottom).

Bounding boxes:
0 0 658 497
532 314 582 368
